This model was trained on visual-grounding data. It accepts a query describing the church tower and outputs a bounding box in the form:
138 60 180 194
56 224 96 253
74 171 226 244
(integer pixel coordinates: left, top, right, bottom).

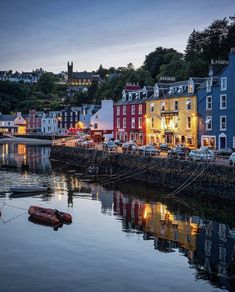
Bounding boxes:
67 61 73 83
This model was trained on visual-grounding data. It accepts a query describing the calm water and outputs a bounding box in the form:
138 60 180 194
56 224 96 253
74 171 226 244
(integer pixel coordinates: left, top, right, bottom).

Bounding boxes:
0 143 234 292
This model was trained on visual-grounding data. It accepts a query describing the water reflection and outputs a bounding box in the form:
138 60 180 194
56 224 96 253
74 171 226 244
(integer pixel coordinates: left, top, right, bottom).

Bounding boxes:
113 192 235 291
0 143 51 172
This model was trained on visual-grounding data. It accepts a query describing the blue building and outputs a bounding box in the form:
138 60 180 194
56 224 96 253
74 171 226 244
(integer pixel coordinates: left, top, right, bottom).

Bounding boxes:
198 49 235 149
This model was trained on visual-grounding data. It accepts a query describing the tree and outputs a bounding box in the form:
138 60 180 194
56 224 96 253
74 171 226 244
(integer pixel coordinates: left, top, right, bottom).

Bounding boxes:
37 73 56 97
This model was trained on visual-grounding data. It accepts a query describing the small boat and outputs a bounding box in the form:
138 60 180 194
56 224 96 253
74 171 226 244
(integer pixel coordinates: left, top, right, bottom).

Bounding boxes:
28 206 72 225
10 184 49 193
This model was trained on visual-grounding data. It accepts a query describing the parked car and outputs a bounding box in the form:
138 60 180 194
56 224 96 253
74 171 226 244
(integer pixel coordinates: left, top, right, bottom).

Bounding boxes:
122 142 138 152
188 150 215 162
114 139 122 147
215 148 233 156
168 146 191 159
102 141 118 152
159 143 171 151
138 145 160 156
229 153 235 166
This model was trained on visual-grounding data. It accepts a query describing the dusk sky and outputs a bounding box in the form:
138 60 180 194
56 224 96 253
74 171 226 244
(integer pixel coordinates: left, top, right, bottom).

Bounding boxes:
0 0 234 73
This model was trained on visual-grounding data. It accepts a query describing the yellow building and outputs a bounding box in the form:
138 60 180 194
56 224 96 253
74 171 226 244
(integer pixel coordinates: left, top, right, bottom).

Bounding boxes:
146 78 205 148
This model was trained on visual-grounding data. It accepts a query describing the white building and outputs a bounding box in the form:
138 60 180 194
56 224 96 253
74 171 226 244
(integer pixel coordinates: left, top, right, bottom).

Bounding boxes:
79 104 101 129
0 112 26 134
41 112 58 134
90 100 113 142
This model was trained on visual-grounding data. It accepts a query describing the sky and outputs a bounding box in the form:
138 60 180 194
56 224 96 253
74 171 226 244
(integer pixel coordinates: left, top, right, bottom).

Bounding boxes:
0 0 234 73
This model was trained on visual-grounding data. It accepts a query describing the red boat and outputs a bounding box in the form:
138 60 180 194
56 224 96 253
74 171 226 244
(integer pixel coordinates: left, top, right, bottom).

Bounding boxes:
28 206 72 225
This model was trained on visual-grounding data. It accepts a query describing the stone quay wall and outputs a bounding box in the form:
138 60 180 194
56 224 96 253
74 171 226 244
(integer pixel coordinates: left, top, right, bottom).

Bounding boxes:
50 146 235 200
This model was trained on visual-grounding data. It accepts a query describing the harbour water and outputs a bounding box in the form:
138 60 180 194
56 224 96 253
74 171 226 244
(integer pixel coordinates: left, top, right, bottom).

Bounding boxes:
0 143 234 292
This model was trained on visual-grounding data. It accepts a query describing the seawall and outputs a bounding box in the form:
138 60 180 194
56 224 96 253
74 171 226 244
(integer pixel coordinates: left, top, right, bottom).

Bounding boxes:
50 146 235 200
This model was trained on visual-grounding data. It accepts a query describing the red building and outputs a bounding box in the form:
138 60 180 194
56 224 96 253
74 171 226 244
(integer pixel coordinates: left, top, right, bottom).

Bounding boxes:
113 83 153 145
27 110 42 133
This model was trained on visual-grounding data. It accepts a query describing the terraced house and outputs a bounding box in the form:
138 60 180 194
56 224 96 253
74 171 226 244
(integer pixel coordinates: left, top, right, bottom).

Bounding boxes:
146 78 205 148
197 49 235 149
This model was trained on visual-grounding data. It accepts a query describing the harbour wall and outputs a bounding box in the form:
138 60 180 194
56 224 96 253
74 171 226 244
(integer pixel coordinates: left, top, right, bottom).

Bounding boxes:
50 146 235 200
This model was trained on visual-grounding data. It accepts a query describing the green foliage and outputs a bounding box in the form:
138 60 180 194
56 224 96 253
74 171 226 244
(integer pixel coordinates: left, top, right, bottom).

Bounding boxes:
37 72 56 97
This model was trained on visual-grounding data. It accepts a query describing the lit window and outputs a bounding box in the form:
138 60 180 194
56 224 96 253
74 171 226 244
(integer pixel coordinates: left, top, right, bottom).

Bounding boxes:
220 116 226 131
206 96 212 110
139 104 142 114
220 95 227 109
221 77 227 91
188 82 194 93
138 117 142 128
206 116 212 131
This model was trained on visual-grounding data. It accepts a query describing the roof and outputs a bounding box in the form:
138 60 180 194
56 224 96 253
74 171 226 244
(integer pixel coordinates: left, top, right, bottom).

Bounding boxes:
0 114 16 121
72 72 93 79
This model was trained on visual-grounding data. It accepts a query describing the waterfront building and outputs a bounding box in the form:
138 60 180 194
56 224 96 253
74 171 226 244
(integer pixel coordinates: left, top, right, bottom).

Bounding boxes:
79 104 101 130
90 100 113 142
197 49 235 149
113 83 153 144
57 106 81 134
0 112 26 134
27 110 43 133
41 112 58 134
146 78 205 147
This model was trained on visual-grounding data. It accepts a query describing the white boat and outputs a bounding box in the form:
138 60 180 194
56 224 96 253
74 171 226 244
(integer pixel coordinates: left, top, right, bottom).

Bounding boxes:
10 184 49 193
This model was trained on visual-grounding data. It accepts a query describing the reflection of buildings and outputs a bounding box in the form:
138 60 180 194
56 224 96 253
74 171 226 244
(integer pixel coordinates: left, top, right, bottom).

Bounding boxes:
0 143 51 172
113 192 235 290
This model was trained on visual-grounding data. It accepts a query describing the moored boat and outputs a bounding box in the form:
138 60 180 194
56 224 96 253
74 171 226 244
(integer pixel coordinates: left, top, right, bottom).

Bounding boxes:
28 206 72 225
10 184 49 193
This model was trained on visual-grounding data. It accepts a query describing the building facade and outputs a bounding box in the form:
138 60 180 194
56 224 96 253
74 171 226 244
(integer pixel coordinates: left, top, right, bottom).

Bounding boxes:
113 84 153 144
57 106 81 134
90 100 113 142
41 112 58 134
26 110 43 133
198 50 235 149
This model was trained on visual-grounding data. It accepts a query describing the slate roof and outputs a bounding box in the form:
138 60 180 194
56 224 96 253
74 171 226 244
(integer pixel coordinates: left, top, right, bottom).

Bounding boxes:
0 114 16 121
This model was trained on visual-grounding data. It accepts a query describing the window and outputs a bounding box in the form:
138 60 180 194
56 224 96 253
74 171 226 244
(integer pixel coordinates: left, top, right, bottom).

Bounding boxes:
123 106 126 115
151 117 154 128
117 106 120 116
123 118 126 128
220 94 227 109
188 82 194 93
161 102 165 112
138 117 142 128
131 105 135 115
150 103 154 112
138 104 142 114
131 117 135 128
221 77 227 91
174 116 178 128
220 116 226 131
117 118 120 128
95 115 98 119
206 116 212 131
186 99 191 110
187 117 191 129
206 96 212 110
94 123 98 129
129 93 133 101
206 78 212 93
174 100 178 111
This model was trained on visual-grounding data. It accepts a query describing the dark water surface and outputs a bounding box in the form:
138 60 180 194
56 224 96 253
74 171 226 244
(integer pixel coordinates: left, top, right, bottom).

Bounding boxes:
0 143 234 292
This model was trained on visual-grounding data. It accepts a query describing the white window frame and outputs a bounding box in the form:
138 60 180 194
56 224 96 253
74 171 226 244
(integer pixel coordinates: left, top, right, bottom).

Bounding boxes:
117 106 120 116
186 99 191 110
138 117 142 128
206 78 212 93
131 105 135 115
221 77 227 91
150 103 154 113
220 94 227 109
138 104 142 114
123 118 126 128
117 118 120 128
206 96 212 110
161 102 165 112
220 116 226 131
131 117 135 129
206 116 212 131
123 106 126 115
